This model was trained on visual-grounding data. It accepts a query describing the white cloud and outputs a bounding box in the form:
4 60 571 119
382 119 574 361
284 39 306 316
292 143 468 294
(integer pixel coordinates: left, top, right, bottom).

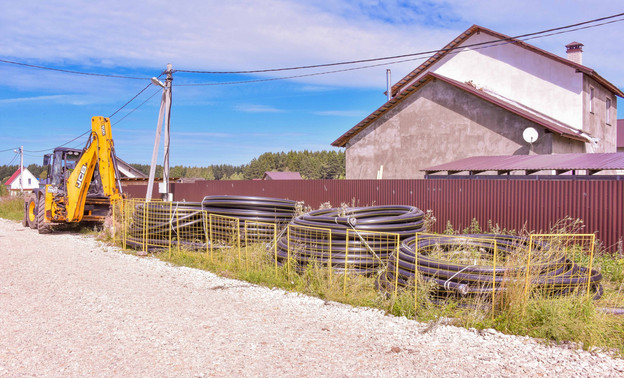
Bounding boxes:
234 104 285 113
0 95 70 104
2 1 622 90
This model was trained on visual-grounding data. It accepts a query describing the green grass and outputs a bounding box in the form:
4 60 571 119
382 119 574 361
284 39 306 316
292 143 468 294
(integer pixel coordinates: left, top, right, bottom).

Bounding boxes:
0 196 25 221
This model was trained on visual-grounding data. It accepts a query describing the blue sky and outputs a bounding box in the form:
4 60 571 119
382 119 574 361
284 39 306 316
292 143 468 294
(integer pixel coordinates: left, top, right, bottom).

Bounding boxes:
1 1 623 167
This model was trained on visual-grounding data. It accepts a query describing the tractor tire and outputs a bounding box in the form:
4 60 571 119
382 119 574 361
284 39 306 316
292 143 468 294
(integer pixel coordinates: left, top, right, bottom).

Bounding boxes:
37 195 51 234
27 195 38 229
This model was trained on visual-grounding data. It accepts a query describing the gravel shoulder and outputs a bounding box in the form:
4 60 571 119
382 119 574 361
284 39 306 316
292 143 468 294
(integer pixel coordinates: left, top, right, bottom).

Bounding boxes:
1 218 623 377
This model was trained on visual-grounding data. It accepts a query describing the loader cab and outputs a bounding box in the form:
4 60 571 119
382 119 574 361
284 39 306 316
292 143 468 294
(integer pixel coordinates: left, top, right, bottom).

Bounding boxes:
43 147 103 195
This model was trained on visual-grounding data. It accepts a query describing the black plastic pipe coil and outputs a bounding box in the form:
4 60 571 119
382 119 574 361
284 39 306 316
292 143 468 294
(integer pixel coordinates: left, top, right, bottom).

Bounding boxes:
382 234 603 300
125 195 296 250
276 205 425 274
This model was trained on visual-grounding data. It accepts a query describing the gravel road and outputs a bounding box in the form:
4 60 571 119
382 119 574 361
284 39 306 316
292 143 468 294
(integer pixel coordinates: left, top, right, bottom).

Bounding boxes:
1 217 623 377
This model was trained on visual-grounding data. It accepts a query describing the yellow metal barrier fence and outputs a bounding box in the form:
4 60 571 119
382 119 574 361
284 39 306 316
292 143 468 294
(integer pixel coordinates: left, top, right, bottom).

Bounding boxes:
345 229 399 295
209 213 241 263
283 224 333 276
244 220 278 272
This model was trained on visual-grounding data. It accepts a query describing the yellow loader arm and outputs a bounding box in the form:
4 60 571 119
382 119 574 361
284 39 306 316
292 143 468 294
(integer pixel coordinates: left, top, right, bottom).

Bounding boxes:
65 116 122 222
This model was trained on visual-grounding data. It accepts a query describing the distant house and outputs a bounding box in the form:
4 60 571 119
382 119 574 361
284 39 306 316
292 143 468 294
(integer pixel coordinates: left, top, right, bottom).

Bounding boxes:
262 171 303 180
618 119 624 153
4 168 39 196
332 25 623 179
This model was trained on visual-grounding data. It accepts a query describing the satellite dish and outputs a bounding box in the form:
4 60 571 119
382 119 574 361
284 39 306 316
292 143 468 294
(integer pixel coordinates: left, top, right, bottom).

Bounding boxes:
523 127 538 144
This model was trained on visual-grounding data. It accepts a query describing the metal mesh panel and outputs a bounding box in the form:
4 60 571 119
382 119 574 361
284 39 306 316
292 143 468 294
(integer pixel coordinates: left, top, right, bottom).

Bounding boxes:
244 220 278 272
209 214 241 262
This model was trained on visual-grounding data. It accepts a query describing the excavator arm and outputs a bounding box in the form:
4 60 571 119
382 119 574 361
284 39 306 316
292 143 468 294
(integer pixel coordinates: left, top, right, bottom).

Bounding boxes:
34 116 123 226
64 116 121 222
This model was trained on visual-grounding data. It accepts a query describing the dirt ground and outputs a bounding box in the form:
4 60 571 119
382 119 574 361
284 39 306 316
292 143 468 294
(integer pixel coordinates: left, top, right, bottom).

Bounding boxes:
1 218 623 377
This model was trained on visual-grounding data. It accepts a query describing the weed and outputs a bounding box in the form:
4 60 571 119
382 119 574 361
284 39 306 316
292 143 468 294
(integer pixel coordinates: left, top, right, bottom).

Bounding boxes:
0 196 25 221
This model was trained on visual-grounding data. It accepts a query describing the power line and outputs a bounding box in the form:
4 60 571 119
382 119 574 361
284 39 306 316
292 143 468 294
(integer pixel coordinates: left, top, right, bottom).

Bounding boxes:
5 153 19 166
0 59 149 80
109 81 153 118
176 56 423 86
24 130 91 153
22 152 45 158
176 17 624 87
0 147 20 153
175 12 624 75
112 88 162 126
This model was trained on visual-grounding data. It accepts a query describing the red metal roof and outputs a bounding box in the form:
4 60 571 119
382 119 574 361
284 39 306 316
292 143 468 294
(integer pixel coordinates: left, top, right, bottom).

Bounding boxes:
423 153 624 175
392 25 624 98
4 168 21 186
332 72 590 147
262 171 303 180
618 119 624 149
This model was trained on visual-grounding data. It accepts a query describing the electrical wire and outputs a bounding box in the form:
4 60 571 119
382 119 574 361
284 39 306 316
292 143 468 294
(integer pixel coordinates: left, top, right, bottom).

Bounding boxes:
109 81 154 118
112 88 162 126
24 130 91 153
5 153 19 166
0 59 149 80
174 12 624 75
0 147 20 153
175 17 624 87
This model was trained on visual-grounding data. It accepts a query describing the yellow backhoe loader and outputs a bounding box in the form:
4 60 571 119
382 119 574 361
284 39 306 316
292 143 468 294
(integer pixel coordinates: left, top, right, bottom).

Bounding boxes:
23 116 123 233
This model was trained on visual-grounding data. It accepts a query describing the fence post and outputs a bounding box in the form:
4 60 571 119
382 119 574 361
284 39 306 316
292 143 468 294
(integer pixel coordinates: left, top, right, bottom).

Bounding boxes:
176 205 180 256
209 214 214 262
394 234 400 298
328 230 332 282
122 199 127 250
344 230 350 296
287 225 291 276
414 233 419 312
168 202 173 258
142 200 148 252
586 235 596 299
272 224 278 277
492 240 497 318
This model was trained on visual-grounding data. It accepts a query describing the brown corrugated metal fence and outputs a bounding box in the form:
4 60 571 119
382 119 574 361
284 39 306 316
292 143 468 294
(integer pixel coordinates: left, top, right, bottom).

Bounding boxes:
123 178 624 252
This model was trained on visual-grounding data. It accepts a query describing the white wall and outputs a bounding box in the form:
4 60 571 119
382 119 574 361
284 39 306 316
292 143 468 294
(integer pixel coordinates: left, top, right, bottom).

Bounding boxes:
402 32 584 129
8 169 39 191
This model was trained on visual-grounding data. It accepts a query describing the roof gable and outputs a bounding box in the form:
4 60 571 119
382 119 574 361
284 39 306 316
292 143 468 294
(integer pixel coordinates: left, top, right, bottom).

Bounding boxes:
4 168 38 186
4 168 22 186
392 25 623 98
332 72 591 147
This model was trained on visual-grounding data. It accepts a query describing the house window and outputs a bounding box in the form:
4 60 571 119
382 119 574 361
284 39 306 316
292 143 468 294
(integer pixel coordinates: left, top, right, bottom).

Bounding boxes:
28 178 31 185
606 98 611 125
589 87 594 113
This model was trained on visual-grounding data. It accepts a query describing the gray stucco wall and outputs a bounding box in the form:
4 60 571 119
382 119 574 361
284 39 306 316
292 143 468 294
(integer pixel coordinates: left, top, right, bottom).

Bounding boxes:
345 78 585 179
583 77 618 152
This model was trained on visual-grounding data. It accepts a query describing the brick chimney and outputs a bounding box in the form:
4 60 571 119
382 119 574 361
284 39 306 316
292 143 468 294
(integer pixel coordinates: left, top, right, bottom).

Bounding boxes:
565 42 583 65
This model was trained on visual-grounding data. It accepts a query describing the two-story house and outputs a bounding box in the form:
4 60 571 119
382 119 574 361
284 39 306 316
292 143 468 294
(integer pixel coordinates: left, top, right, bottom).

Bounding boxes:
332 25 623 179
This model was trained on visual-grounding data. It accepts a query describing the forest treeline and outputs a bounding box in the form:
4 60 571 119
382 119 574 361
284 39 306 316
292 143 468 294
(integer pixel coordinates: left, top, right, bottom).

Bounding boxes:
131 150 345 180
1 150 345 184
